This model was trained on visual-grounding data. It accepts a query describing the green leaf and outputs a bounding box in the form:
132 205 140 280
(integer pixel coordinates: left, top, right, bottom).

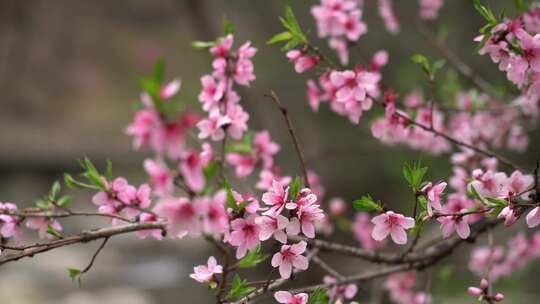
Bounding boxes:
47 225 63 238
411 53 430 74
67 267 81 286
152 58 165 85
223 178 239 211
485 197 508 207
191 40 216 49
64 173 97 190
432 59 446 74
237 245 269 269
35 199 51 210
204 160 219 181
223 17 235 35
403 162 428 191
289 176 301 201
50 181 61 200
104 159 113 181
57 195 73 208
81 158 106 191
472 0 498 25
308 288 329 304
209 281 218 289
227 274 256 300
267 31 293 45
353 195 383 213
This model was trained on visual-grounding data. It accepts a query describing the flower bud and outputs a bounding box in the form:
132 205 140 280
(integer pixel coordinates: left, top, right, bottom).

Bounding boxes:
493 293 505 302
480 278 489 290
468 287 483 297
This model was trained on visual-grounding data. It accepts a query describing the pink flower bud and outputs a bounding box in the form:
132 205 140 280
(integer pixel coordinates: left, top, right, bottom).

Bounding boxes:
480 278 489 290
468 287 483 297
493 293 505 301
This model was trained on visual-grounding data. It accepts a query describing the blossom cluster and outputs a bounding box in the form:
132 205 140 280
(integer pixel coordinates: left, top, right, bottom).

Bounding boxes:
385 272 432 304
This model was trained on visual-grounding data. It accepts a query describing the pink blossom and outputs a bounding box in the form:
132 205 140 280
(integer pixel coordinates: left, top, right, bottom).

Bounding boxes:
378 0 400 34
353 213 383 250
189 256 223 284
307 80 323 112
159 79 182 100
154 197 200 238
225 105 249 140
497 205 518 227
323 276 358 303
286 50 319 74
329 198 347 215
26 217 63 240
199 190 229 235
274 291 309 304
144 158 173 197
527 207 540 228
254 130 280 168
231 191 260 214
197 109 230 141
371 211 415 245
229 215 261 258
179 148 212 193
255 215 289 243
226 153 256 178
288 202 325 238
198 75 225 111
135 213 164 240
438 212 471 239
271 241 309 278
256 168 291 191
419 0 444 20
506 170 534 196
0 202 22 244
125 109 161 150
422 181 446 216
262 179 289 216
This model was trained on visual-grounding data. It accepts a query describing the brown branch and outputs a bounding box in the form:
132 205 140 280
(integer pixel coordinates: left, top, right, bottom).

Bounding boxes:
415 21 501 99
0 222 165 266
1 209 135 223
311 254 345 280
265 90 310 188
394 112 521 171
81 236 109 274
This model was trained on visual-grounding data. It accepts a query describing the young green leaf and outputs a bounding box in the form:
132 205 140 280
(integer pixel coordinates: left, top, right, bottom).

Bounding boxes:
403 162 428 191
50 181 61 200
47 225 63 238
267 31 293 45
353 195 383 212
227 274 256 300
223 18 235 35
237 245 270 269
308 288 329 304
67 267 82 286
289 176 302 201
104 159 113 181
57 195 73 208
223 178 240 211
191 40 216 49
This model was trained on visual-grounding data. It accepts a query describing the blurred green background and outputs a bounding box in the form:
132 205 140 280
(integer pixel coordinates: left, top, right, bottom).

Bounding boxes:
0 0 539 303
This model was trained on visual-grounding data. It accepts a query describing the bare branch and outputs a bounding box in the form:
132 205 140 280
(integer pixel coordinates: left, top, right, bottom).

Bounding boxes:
265 90 310 188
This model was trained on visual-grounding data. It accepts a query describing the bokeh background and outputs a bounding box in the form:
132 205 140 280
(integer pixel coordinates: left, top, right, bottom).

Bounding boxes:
0 0 539 303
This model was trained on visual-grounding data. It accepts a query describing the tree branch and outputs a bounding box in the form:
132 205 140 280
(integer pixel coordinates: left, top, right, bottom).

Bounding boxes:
264 90 310 188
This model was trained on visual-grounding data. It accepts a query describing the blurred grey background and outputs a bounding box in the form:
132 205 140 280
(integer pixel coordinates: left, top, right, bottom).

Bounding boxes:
0 0 539 303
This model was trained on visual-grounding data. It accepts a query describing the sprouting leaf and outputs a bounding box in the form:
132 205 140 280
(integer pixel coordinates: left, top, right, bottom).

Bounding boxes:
80 158 106 191
308 288 329 304
64 173 97 190
191 40 216 49
203 160 219 181
50 181 61 200
353 195 383 213
472 0 498 25
223 17 235 35
67 267 82 286
57 195 73 208
267 31 293 45
432 59 446 74
47 225 63 238
35 199 51 210
289 176 302 201
227 274 256 300
403 161 428 191
152 58 165 85
237 245 269 269
223 178 240 212
104 159 113 181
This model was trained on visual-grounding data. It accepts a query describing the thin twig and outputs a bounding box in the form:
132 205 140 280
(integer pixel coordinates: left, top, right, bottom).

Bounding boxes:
265 90 310 188
1 209 134 223
81 237 109 274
